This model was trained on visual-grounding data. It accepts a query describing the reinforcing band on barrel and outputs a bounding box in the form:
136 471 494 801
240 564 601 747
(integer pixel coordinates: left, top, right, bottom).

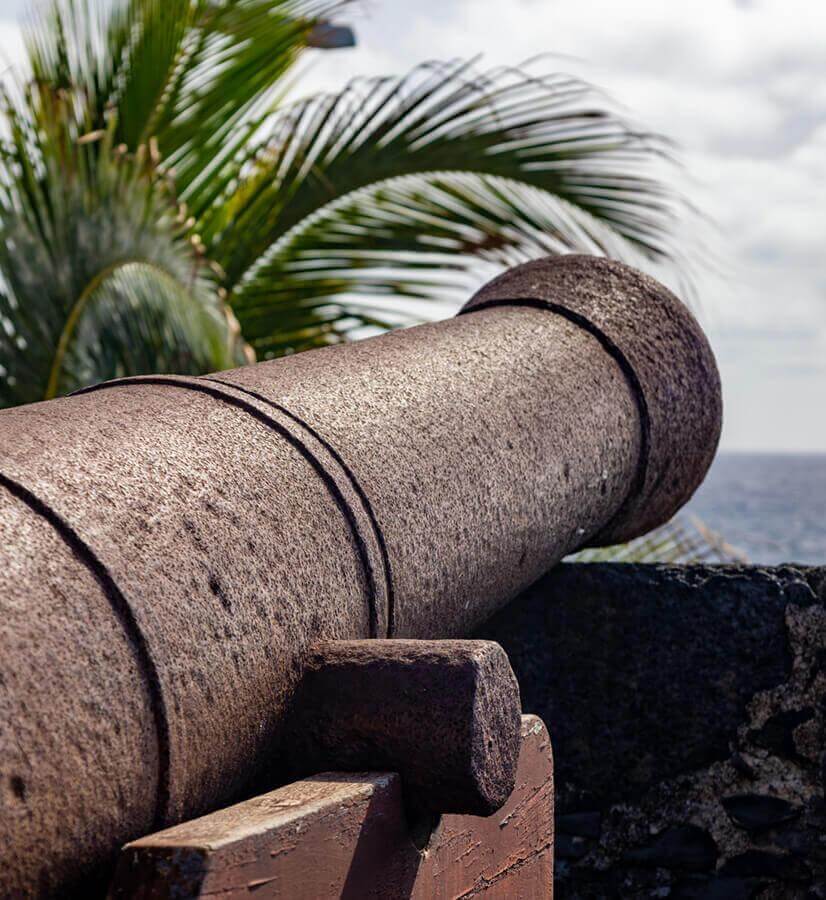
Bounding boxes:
458 297 651 550
1 296 647 830
0 374 392 829
75 376 389 642
0 470 173 830
203 376 395 639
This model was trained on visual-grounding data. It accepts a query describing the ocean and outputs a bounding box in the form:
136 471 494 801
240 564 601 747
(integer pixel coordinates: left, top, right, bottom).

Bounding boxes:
684 452 826 566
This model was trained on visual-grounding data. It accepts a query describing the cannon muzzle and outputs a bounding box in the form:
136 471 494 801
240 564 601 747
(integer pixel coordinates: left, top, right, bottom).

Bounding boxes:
0 255 721 894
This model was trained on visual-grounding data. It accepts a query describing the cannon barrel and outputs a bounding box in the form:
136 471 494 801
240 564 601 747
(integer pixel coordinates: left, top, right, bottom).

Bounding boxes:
0 255 721 894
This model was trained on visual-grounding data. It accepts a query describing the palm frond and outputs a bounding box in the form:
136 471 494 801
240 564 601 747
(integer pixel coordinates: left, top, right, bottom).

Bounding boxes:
24 1 349 193
0 84 239 406
571 515 748 564
48 261 237 397
210 58 684 290
159 1 348 202
232 171 656 357
4 3 701 411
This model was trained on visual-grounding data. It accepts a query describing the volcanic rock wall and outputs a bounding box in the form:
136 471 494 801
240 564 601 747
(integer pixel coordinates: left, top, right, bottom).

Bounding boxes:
478 564 826 898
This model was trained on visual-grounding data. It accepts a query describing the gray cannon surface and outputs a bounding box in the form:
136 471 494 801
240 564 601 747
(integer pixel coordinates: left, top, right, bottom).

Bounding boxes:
0 255 721 895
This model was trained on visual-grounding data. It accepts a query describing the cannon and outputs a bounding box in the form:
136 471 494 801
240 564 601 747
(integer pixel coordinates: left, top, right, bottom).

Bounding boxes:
0 255 721 895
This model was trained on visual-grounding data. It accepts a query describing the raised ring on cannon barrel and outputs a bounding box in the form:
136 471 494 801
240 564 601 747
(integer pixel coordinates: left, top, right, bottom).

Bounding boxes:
0 254 721 896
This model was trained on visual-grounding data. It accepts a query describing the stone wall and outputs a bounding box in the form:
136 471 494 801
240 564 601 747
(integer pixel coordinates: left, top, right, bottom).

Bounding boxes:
478 564 826 898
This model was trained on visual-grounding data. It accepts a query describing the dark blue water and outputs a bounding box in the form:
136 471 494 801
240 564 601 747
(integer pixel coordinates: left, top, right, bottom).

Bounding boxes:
684 452 826 565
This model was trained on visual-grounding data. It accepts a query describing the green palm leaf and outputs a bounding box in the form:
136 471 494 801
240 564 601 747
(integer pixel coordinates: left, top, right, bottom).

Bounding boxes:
25 1 350 194
212 59 682 292
47 262 237 397
0 82 240 406
233 171 658 357
2 0 343 405
1 1 697 409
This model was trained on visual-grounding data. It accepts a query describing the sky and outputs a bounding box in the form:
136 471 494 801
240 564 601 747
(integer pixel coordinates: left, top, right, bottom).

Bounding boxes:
0 0 824 452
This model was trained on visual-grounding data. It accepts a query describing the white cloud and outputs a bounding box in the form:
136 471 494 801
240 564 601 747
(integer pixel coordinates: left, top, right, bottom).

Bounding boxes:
318 0 826 451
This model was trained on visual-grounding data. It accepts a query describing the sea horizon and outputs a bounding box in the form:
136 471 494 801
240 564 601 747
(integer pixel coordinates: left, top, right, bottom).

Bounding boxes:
684 450 826 566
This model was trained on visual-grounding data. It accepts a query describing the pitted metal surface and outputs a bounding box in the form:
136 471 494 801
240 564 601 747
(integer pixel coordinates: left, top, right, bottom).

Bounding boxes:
282 639 522 816
202 375 394 638
208 304 645 637
462 254 722 544
0 255 721 895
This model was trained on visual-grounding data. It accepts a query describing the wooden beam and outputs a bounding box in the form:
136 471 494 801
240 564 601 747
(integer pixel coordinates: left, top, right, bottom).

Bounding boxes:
110 715 553 898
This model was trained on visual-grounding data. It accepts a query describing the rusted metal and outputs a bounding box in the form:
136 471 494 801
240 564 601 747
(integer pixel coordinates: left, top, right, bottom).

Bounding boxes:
110 714 554 899
282 639 522 816
0 255 721 895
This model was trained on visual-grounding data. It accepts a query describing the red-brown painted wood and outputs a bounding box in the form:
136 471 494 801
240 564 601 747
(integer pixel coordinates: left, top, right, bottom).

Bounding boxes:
111 715 554 898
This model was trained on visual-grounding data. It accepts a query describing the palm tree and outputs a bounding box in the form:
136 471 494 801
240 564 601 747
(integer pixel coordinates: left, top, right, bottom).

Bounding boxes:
0 0 688 408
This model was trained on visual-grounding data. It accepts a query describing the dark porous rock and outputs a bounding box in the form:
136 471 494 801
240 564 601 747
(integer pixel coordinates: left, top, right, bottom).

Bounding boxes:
722 794 802 832
721 849 812 881
556 833 591 861
749 708 815 761
731 753 758 781
775 828 822 858
557 811 603 839
808 799 826 830
477 562 826 899
624 825 718 872
478 563 814 809
671 875 754 900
